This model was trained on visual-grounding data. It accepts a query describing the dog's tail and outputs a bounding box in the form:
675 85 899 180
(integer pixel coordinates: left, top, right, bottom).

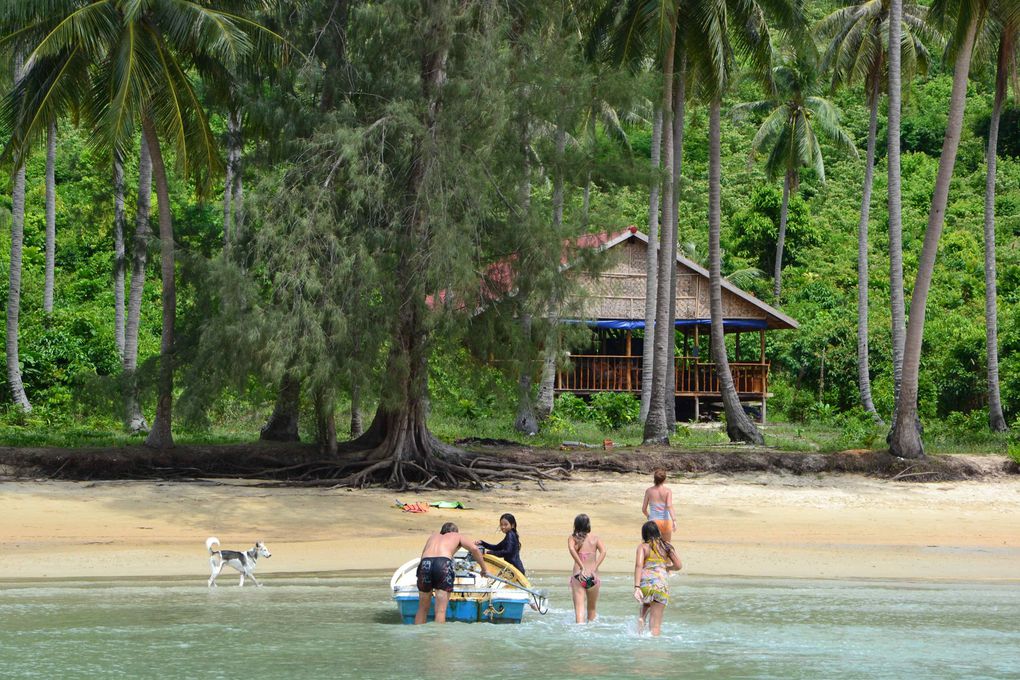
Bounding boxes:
206 537 221 555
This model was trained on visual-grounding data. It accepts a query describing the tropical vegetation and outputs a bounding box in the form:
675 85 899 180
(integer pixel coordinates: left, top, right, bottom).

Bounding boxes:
1 0 1018 485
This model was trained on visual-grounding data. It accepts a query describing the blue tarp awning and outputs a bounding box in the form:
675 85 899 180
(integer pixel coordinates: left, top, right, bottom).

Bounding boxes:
562 318 769 331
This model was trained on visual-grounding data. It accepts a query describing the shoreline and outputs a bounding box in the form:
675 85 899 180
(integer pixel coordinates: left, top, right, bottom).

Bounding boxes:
1 472 1018 582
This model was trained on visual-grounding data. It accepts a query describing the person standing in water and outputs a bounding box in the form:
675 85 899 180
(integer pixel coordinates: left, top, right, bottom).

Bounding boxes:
642 468 677 542
567 513 606 623
476 512 525 574
415 522 488 624
633 520 682 636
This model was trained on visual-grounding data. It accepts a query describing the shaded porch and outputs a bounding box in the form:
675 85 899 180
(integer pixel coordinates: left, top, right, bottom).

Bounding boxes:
554 321 771 423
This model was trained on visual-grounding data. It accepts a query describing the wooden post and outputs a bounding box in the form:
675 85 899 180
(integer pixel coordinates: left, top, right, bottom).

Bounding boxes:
735 332 741 361
625 330 633 391
760 329 767 425
693 324 700 397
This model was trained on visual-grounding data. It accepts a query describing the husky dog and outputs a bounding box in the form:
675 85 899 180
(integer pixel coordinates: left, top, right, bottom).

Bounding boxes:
206 537 272 587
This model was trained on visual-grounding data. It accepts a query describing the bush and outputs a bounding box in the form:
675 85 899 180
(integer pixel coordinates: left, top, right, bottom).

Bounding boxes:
588 392 641 431
552 392 640 432
553 393 590 421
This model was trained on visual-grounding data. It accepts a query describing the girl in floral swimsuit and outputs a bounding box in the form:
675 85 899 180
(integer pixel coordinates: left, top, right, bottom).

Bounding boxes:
633 520 682 636
567 514 607 624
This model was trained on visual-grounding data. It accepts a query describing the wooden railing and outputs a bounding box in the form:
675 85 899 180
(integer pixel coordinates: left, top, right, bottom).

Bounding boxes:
556 355 768 396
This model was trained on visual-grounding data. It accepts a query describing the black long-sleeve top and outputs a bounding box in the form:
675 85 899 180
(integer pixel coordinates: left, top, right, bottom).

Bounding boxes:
479 530 525 574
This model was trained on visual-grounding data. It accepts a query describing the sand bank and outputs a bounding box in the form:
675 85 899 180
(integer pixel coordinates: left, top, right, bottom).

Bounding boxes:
1 472 1017 581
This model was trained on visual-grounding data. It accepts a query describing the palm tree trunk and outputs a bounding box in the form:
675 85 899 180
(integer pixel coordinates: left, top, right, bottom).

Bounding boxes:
857 82 883 423
640 107 663 423
43 120 56 315
887 0 907 418
773 170 792 302
709 97 763 445
124 132 152 433
983 33 1009 433
889 16 980 458
223 136 233 248
229 109 244 235
142 116 177 448
664 57 686 431
643 16 678 445
113 151 126 359
6 56 31 412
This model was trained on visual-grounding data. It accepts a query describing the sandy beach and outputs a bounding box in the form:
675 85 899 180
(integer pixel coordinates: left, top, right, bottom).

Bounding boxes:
1 472 1018 582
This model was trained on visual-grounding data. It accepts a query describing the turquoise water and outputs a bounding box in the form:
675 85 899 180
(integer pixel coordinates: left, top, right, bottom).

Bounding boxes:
0 573 1018 679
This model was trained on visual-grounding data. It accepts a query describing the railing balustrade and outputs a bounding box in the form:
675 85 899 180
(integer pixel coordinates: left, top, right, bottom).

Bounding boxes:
555 354 768 396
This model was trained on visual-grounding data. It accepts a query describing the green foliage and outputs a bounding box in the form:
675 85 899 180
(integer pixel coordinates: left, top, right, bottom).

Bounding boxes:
589 392 641 430
551 392 640 431
730 185 819 273
429 347 514 422
1 1 1018 455
974 106 1020 159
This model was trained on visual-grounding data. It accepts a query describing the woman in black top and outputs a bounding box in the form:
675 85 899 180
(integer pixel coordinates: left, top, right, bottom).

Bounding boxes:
477 513 525 574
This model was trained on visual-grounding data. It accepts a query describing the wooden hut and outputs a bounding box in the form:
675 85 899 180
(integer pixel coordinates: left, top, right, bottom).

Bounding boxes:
557 227 798 424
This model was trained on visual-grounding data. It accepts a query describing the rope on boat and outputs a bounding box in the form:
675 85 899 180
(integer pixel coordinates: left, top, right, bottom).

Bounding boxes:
454 561 550 615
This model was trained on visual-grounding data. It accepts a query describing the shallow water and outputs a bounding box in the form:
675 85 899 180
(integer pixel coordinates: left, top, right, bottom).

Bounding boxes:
0 573 1017 679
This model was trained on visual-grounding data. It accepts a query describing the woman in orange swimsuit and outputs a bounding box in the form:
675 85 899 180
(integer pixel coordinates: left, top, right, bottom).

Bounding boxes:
567 514 606 624
642 469 676 542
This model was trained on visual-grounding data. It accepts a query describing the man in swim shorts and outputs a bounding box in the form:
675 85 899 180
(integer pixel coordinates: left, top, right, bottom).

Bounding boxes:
415 522 489 624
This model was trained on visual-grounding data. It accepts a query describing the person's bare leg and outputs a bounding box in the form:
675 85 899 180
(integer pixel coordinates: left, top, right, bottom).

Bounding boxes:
414 591 432 625
586 584 600 622
433 590 451 623
649 602 666 636
570 581 586 624
637 603 650 634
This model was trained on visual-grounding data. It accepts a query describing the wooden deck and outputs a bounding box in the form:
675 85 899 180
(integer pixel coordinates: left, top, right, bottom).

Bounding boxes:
555 354 769 397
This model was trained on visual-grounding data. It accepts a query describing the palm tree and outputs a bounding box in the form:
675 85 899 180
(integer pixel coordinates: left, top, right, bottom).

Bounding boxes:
4 54 32 412
887 0 908 420
698 0 801 444
889 0 989 458
43 119 56 314
123 134 152 433
113 150 126 358
982 0 1018 432
595 0 684 443
641 107 663 422
815 0 936 423
735 50 859 302
1 0 280 447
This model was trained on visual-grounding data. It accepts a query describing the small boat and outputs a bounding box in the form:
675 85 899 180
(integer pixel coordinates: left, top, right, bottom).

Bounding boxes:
391 551 548 624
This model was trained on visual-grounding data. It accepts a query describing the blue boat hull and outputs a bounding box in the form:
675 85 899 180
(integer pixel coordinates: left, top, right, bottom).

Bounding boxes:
395 594 526 624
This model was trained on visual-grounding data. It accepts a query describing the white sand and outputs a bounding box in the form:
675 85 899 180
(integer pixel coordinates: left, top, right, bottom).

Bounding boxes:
1 472 1018 581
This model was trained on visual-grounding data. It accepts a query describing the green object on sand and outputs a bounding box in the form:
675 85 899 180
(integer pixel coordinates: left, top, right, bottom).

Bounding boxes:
429 500 469 509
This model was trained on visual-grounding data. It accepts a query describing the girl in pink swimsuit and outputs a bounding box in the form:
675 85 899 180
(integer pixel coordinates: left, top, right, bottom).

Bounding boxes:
567 514 607 624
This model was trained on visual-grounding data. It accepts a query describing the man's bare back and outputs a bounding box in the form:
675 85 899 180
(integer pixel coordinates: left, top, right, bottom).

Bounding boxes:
421 531 484 561
414 522 488 624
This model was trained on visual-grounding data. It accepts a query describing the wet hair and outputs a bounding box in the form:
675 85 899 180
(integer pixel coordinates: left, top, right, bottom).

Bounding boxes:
571 514 591 544
641 520 662 542
499 513 517 531
641 520 673 557
440 522 458 534
653 469 667 486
